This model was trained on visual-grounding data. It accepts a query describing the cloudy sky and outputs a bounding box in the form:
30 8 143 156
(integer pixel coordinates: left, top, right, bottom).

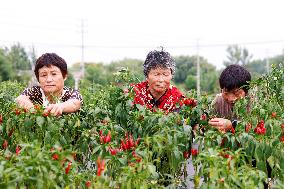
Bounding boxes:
1 0 284 69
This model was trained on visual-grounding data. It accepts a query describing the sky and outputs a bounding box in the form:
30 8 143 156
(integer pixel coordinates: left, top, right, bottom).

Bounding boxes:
1 0 284 69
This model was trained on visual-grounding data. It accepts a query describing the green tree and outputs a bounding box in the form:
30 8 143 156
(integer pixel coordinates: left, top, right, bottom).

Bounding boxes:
85 63 110 85
0 49 14 81
245 60 266 79
174 56 196 83
224 45 253 66
7 43 32 70
174 55 219 94
245 52 284 79
107 58 144 82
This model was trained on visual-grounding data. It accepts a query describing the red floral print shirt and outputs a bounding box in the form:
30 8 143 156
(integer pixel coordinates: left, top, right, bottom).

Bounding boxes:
132 81 185 112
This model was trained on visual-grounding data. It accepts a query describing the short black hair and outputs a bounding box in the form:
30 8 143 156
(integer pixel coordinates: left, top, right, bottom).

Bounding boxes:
219 64 251 93
34 53 68 81
143 50 175 77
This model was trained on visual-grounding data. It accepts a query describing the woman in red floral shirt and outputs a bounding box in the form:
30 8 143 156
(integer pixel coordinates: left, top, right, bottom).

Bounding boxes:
132 49 185 113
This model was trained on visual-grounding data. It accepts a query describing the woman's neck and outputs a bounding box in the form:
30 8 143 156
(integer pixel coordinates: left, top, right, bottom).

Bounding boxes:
149 88 166 100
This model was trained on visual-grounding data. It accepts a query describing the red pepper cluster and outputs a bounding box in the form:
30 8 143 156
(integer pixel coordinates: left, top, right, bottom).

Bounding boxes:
120 133 140 151
99 130 111 144
108 133 142 164
184 148 199 158
183 98 197 107
254 120 266 135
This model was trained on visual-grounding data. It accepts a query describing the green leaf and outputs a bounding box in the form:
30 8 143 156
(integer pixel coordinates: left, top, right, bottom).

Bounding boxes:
267 156 275 168
36 116 45 127
118 157 127 165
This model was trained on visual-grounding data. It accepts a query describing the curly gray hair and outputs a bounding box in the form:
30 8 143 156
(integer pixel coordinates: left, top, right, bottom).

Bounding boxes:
143 50 176 78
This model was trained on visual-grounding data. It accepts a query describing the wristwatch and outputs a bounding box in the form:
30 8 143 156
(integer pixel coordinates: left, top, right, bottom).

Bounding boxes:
231 120 238 129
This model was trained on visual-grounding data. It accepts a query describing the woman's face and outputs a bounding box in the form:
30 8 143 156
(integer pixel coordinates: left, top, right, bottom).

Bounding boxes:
147 67 172 94
38 65 66 96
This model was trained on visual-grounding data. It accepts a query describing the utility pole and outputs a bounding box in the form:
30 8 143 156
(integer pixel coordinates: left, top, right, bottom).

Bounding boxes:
75 19 85 90
81 19 85 78
265 49 270 73
196 39 200 97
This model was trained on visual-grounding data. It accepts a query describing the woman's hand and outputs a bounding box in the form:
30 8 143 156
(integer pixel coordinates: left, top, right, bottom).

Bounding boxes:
44 103 64 116
15 95 34 110
208 118 232 132
44 99 81 116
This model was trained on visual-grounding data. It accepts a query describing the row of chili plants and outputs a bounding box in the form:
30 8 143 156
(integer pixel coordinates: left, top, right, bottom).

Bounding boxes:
0 64 283 188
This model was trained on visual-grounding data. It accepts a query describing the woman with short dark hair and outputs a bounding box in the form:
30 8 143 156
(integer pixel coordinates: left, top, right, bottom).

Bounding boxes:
132 49 185 113
15 53 83 116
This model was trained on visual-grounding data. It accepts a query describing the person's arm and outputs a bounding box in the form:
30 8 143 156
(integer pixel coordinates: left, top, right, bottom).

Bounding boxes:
44 99 81 116
15 95 34 110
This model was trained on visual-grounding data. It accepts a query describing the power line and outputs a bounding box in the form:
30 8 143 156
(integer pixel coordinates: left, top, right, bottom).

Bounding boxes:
1 39 284 49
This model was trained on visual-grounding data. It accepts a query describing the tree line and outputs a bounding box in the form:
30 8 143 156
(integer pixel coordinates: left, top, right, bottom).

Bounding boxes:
1 43 283 94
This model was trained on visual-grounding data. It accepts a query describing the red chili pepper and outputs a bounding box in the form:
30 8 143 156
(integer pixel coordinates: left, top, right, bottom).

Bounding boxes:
254 126 266 135
257 120 265 128
109 147 118 155
135 137 140 146
135 156 142 163
120 139 127 151
2 140 8 149
128 134 134 148
100 135 105 144
65 161 72 174
96 157 105 176
16 146 20 156
230 127 235 135
85 180 91 188
52 153 59 160
34 105 40 111
8 129 14 138
132 151 142 163
223 154 230 159
0 114 3 124
183 98 193 106
201 113 207 120
183 151 189 159
191 148 198 156
15 108 21 115
104 131 111 143
42 112 49 117
245 123 252 133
